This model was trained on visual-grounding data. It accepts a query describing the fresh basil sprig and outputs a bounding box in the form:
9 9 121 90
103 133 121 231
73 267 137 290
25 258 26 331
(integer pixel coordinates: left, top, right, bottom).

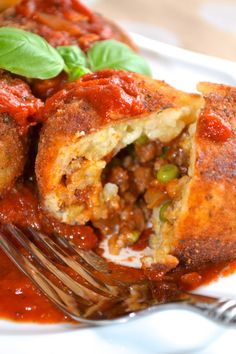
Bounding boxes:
87 40 152 77
0 27 152 80
0 27 64 79
57 40 152 80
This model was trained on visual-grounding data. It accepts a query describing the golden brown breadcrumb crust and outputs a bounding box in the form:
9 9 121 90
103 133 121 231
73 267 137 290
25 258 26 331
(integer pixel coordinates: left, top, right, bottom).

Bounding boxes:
0 114 26 195
173 82 236 266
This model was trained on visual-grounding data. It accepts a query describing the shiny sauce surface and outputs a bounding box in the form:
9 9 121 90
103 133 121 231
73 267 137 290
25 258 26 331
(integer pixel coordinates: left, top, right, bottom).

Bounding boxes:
15 0 124 51
43 70 147 124
0 183 235 323
0 71 43 134
198 111 232 142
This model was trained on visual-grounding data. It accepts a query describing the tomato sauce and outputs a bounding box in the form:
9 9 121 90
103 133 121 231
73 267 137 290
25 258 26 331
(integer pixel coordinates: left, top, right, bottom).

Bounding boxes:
0 183 99 322
0 183 235 323
198 111 232 142
78 70 146 118
42 70 147 124
14 0 132 51
0 249 69 322
0 71 43 135
0 184 66 322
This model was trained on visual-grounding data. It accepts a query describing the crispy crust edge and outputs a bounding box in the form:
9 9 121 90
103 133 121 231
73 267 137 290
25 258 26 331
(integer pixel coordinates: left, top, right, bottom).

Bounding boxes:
173 82 236 266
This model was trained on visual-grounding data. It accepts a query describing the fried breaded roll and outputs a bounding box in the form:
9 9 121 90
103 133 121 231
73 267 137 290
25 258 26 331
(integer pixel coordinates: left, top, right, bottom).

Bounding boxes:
0 115 25 195
36 69 201 248
36 71 236 270
0 70 42 195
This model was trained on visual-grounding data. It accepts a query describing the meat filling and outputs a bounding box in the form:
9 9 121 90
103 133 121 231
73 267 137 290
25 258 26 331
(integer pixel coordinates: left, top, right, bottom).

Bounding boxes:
93 129 191 263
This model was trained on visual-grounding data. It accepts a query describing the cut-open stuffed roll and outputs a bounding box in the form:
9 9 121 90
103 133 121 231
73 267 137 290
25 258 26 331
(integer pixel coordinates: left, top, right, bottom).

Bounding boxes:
0 70 42 195
36 70 236 271
36 69 202 269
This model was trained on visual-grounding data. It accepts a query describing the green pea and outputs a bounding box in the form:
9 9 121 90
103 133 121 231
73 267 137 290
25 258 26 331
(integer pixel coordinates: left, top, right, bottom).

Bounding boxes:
159 201 171 222
156 164 179 183
135 135 148 145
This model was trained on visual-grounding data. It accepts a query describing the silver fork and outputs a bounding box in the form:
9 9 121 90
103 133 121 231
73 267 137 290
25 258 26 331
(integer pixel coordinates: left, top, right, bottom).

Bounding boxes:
1 224 236 326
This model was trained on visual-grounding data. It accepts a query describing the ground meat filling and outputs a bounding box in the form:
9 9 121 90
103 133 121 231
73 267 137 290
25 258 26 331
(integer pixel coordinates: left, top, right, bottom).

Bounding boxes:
93 130 191 255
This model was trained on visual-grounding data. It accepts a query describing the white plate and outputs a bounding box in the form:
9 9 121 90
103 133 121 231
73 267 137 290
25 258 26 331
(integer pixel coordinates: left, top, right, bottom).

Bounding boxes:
1 35 236 354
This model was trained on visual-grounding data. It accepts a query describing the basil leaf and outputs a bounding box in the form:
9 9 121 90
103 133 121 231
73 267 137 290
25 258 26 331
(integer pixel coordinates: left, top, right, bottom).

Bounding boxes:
0 28 151 81
57 45 87 72
57 45 91 80
68 66 91 81
87 39 152 77
0 27 64 79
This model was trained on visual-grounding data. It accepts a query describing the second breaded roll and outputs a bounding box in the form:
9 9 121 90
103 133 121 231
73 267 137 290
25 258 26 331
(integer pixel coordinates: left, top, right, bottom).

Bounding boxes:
0 70 42 195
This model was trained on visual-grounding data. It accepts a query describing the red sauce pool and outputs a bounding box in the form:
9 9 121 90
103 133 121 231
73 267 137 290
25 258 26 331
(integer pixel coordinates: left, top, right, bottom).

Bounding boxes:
0 183 235 323
0 249 69 323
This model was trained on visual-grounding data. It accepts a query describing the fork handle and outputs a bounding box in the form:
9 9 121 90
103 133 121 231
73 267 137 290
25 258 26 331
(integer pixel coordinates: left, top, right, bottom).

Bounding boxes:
182 293 236 326
118 293 236 328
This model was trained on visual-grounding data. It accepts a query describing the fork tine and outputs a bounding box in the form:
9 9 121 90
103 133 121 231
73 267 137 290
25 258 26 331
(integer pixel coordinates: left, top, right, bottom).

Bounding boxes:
0 231 88 318
1 229 133 323
58 236 110 274
5 224 109 303
28 227 119 297
56 236 129 291
56 234 126 287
